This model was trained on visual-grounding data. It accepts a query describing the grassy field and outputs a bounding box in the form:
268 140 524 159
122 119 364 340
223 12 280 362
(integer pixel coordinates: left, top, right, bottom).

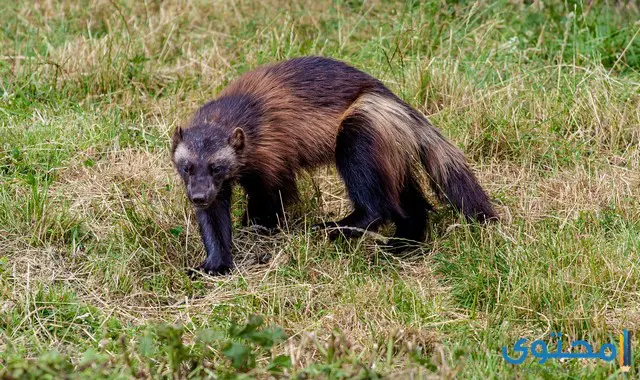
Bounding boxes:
1 0 639 378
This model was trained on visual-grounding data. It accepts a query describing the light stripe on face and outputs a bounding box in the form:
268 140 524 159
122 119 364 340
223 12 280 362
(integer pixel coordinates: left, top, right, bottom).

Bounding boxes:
209 146 236 163
173 143 196 163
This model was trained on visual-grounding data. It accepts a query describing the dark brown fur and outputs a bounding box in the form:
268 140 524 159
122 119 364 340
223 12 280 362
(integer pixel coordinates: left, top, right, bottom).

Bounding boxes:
172 56 496 275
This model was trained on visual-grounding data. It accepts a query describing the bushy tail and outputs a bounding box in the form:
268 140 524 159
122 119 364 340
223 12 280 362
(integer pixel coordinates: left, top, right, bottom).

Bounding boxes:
345 90 496 222
413 115 497 222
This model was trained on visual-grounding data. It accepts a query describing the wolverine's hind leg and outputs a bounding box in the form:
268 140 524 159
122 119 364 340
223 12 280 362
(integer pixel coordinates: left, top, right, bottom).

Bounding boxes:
388 173 433 251
321 113 401 240
241 173 298 231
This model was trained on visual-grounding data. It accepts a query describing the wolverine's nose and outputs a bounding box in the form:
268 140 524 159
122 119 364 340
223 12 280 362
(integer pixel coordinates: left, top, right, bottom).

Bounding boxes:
190 193 208 205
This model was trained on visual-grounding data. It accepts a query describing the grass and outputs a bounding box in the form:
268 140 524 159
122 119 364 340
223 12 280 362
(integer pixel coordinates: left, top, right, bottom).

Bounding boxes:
1 0 639 378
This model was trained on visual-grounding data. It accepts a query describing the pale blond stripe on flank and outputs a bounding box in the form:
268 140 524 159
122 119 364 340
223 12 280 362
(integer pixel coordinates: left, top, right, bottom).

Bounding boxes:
347 93 467 188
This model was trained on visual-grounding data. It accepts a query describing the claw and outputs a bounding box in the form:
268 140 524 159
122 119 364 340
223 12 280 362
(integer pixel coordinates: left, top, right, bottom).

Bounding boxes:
187 263 232 279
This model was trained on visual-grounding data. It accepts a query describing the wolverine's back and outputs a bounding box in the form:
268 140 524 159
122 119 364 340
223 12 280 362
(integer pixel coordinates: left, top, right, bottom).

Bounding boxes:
216 57 385 171
221 56 383 113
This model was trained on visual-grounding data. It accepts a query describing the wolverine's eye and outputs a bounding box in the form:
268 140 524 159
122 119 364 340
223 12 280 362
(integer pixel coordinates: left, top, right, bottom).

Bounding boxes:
182 163 192 175
211 165 223 175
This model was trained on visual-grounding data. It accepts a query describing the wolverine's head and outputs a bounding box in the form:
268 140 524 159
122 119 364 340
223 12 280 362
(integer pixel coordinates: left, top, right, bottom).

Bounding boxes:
171 125 245 208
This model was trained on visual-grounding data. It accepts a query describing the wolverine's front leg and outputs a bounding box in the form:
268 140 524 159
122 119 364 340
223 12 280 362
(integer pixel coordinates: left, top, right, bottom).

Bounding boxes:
192 183 233 276
240 172 299 231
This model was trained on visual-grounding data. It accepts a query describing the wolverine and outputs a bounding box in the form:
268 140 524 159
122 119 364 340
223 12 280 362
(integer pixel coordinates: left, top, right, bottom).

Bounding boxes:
172 56 496 275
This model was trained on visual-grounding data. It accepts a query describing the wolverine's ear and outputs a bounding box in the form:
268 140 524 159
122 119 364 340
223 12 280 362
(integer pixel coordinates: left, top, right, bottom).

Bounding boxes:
171 126 183 152
229 128 245 151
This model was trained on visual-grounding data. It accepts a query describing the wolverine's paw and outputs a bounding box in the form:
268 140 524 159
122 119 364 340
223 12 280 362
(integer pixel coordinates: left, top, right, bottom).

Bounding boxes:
187 263 232 279
313 222 368 240
312 221 343 239
311 221 339 231
383 238 425 256
241 212 280 232
311 221 342 240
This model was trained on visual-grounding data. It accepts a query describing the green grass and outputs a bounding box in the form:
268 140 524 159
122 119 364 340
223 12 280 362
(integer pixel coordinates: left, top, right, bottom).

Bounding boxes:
1 0 639 378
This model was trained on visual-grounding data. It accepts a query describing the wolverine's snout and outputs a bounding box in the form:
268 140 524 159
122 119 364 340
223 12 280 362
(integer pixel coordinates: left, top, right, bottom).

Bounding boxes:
189 192 210 205
187 183 217 207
